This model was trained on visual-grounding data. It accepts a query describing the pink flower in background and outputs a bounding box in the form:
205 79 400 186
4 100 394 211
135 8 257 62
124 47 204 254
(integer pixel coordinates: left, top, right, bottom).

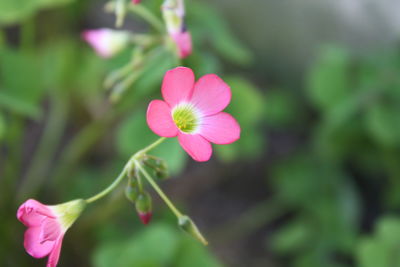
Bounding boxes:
171 31 192 59
147 67 240 161
82 28 130 58
132 0 141 3
17 199 85 267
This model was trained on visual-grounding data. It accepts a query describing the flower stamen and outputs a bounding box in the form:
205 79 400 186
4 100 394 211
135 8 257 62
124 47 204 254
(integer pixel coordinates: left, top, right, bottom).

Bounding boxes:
172 104 199 133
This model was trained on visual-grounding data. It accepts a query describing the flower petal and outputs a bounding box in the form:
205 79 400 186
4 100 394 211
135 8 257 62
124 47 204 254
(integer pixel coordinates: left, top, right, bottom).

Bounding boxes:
46 235 64 267
17 199 55 227
24 227 55 258
190 74 231 116
178 133 212 162
200 112 241 144
162 67 195 107
40 218 62 244
147 100 178 137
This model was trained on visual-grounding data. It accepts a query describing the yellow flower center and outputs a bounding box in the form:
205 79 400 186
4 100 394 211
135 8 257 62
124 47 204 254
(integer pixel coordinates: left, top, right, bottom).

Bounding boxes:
172 103 199 133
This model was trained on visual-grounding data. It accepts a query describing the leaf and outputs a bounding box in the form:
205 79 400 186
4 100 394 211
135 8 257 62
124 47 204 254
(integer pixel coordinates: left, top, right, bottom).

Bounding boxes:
93 223 180 267
215 77 265 162
188 1 253 65
0 48 45 118
175 237 222 267
356 216 400 267
365 103 400 147
306 46 351 111
0 0 75 25
271 218 311 254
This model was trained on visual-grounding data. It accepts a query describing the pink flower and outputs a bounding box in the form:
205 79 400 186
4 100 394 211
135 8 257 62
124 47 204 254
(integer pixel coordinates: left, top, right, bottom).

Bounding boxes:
132 0 141 3
171 31 192 59
82 28 130 58
17 199 85 267
147 67 240 162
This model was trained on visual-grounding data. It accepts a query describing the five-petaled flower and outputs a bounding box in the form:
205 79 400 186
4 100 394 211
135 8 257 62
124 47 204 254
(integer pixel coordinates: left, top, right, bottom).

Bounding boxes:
82 28 130 58
17 199 85 267
147 67 240 162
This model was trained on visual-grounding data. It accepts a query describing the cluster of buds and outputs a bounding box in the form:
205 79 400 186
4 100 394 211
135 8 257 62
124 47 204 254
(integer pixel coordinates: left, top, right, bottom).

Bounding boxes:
124 155 168 225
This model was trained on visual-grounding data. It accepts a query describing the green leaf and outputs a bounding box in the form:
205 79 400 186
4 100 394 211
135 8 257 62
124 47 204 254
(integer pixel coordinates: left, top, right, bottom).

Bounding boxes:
175 237 222 267
189 1 252 65
93 223 180 267
365 103 400 147
271 219 311 254
0 49 45 118
306 46 350 111
0 0 75 24
356 216 400 267
216 76 265 162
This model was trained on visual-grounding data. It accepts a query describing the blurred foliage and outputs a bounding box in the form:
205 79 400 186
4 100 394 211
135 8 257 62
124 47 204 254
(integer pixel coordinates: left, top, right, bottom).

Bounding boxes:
0 0 259 266
262 44 400 267
1 0 400 266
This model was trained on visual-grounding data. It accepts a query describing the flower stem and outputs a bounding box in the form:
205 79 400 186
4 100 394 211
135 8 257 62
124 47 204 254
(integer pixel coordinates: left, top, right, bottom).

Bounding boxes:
86 165 128 204
134 159 183 218
85 137 165 204
135 137 166 157
129 5 164 32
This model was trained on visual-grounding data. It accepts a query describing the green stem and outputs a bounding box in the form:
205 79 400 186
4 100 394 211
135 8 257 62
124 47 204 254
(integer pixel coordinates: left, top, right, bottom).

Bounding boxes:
86 165 128 204
85 137 165 204
135 159 183 218
129 5 164 32
135 137 166 157
17 91 68 200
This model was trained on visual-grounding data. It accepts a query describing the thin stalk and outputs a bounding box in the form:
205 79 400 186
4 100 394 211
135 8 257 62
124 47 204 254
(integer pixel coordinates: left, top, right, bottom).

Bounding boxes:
135 159 183 218
135 137 166 157
86 165 128 203
17 91 68 200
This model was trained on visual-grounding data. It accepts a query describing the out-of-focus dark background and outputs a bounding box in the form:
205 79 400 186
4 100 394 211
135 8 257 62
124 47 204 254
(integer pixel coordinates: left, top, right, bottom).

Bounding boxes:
1 0 400 266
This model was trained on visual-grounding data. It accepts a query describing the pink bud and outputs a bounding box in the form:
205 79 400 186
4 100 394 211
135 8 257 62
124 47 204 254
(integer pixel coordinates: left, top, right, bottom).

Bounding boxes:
82 28 130 58
171 30 192 59
138 211 152 225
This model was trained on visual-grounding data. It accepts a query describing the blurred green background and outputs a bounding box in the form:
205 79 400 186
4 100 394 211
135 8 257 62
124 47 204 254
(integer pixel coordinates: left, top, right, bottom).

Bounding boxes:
1 0 400 266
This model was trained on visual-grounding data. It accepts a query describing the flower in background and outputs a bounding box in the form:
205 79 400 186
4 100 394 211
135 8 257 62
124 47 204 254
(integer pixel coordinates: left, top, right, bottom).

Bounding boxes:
82 28 130 58
17 199 86 267
132 0 141 3
147 67 240 162
171 30 192 59
162 0 192 58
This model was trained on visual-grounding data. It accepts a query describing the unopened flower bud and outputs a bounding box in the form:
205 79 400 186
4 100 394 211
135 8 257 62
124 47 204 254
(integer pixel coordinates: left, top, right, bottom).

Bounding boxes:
115 0 127 27
162 0 192 58
125 178 140 203
178 215 208 245
143 156 169 180
82 28 130 58
135 192 152 225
